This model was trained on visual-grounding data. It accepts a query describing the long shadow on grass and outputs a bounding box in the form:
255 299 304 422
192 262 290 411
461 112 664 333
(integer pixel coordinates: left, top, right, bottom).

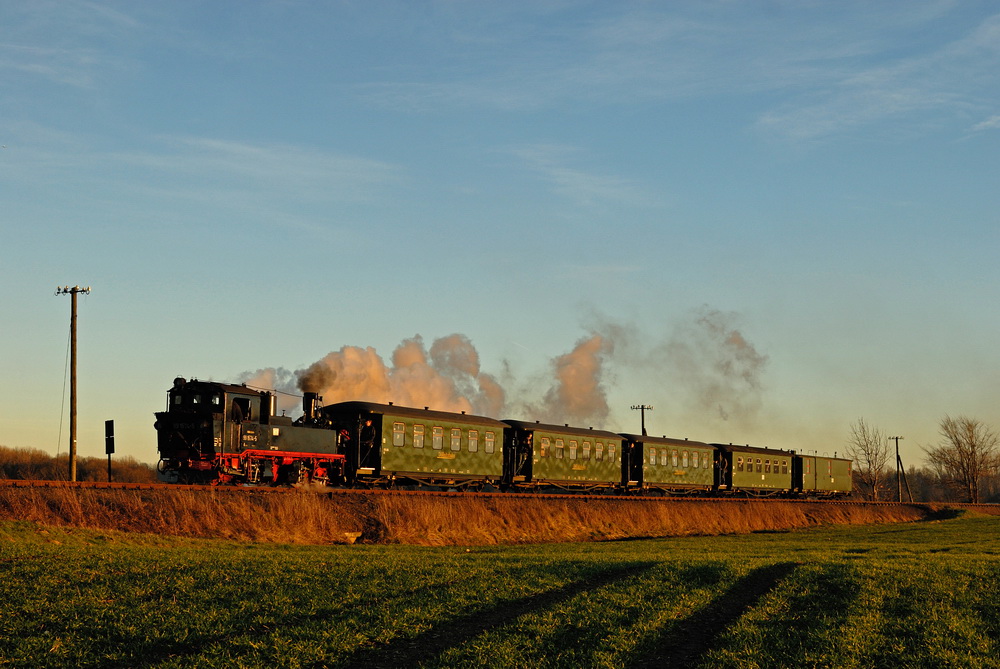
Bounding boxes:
626 561 800 669
333 561 658 669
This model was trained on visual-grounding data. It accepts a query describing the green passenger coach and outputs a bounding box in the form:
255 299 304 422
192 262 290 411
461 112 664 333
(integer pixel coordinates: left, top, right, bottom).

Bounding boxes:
715 443 794 496
623 434 715 494
320 401 506 489
502 420 626 492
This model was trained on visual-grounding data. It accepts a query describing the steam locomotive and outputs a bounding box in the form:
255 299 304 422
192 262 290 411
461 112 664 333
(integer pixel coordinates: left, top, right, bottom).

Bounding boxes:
154 377 853 497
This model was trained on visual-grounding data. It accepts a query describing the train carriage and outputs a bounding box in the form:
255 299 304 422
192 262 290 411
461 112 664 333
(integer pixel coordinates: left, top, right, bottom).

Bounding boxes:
794 454 853 497
320 401 506 489
715 443 794 496
502 420 625 492
624 434 715 495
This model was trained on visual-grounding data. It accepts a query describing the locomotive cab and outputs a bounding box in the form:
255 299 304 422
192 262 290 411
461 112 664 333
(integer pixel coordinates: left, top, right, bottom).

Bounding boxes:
154 377 227 481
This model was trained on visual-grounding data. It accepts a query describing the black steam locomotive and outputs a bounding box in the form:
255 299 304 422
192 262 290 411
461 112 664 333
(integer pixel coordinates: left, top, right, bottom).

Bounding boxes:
155 377 852 496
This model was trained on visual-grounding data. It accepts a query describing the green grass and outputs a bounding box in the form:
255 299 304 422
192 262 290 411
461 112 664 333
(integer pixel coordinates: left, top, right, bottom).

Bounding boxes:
2 513 1000 667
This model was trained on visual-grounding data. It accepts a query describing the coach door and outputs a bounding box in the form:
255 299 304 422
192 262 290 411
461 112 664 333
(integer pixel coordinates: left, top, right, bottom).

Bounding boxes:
624 440 643 490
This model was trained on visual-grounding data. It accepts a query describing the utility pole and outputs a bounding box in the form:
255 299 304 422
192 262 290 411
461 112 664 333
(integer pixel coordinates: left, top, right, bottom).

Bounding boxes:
56 285 90 482
889 435 904 503
631 404 652 436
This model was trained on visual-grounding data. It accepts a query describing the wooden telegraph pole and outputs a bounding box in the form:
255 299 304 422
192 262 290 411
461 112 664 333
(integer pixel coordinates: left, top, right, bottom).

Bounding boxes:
56 285 90 482
889 435 906 503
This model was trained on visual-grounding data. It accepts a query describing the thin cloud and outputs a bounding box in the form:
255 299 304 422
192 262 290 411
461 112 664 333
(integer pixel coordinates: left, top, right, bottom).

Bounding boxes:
509 143 659 208
972 115 1000 131
0 1 139 88
352 4 1000 144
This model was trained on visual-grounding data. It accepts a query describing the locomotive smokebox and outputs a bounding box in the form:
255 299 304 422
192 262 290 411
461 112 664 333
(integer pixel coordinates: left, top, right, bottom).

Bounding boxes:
303 392 319 421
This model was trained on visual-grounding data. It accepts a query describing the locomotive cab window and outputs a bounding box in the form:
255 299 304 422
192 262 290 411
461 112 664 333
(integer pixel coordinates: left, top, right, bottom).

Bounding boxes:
231 398 252 422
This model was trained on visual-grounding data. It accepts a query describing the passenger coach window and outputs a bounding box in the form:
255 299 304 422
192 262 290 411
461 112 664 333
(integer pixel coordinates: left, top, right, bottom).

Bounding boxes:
393 423 405 447
648 447 656 465
451 428 461 451
569 440 578 460
683 451 689 467
432 427 444 450
468 430 479 452
692 452 699 468
608 443 616 462
756 458 762 473
672 450 679 467
555 439 564 459
413 425 424 448
782 460 788 475
485 431 495 454
583 441 591 460
765 459 771 474
737 457 744 472
660 450 669 466
596 443 604 461
540 437 549 457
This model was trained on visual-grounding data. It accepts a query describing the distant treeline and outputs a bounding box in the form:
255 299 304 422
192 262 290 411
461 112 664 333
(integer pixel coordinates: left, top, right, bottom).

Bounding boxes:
854 467 1000 504
0 445 157 483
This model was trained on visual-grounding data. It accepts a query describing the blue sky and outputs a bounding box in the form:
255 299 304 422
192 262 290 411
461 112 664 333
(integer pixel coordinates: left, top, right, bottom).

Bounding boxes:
2 1 998 469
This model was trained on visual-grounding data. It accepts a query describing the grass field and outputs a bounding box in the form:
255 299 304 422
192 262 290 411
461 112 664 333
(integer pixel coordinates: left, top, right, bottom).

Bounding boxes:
2 511 999 668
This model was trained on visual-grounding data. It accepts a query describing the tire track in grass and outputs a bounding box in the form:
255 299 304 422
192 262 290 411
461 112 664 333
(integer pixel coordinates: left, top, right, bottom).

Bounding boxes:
333 561 658 669
627 561 801 669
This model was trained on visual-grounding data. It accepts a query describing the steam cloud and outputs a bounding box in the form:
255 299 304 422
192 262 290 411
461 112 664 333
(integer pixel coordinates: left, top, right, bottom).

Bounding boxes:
524 334 614 426
659 307 768 421
295 334 505 417
239 306 767 430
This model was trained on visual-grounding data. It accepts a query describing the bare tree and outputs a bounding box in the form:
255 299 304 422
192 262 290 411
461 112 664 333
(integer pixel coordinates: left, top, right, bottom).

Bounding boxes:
923 415 1000 503
846 418 891 501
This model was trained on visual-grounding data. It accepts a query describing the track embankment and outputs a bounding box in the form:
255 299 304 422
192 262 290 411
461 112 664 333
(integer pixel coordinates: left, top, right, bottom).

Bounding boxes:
1 484 984 545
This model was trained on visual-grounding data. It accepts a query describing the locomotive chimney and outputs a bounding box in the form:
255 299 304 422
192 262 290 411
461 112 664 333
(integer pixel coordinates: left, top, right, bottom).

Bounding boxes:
303 392 318 421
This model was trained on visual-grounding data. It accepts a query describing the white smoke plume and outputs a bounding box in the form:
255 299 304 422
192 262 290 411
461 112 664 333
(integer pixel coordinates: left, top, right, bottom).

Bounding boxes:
660 307 768 421
294 334 505 416
519 334 614 426
236 305 764 430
